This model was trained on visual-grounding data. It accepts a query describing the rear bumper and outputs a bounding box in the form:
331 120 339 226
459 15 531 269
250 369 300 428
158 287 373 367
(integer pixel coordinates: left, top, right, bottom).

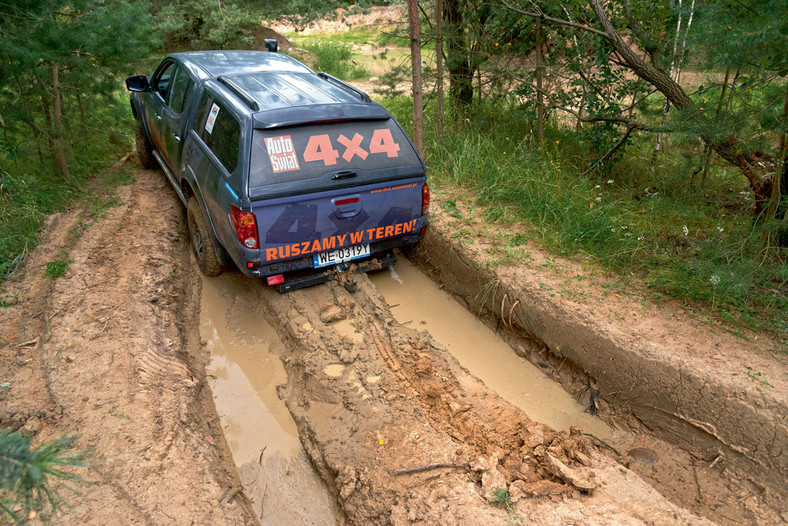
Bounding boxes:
276 252 397 293
239 233 421 279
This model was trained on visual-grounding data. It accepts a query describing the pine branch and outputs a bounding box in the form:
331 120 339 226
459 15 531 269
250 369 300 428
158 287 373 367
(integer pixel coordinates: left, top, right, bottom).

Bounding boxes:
0 429 86 522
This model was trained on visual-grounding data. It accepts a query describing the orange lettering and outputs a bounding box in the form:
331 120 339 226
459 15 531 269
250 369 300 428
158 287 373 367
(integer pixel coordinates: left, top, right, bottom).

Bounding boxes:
310 239 322 253
402 220 414 233
292 243 302 257
395 223 402 236
366 228 376 240
337 234 347 246
265 248 278 261
303 134 339 166
350 231 364 244
369 129 400 158
376 227 385 239
384 225 394 238
322 236 337 251
337 133 368 162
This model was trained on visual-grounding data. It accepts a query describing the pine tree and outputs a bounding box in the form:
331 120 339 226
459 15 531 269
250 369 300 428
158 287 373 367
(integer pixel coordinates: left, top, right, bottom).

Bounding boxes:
0 429 85 524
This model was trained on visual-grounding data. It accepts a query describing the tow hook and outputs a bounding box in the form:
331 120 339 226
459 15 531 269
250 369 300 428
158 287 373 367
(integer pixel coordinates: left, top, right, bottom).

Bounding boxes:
334 262 358 293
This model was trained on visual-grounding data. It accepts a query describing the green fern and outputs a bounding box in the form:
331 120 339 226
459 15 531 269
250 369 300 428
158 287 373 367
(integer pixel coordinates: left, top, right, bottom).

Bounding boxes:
0 429 85 524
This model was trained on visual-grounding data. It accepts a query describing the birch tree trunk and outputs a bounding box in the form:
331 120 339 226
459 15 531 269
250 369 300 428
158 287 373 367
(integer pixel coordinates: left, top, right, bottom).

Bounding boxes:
535 19 544 143
436 0 444 147
652 0 683 165
408 0 424 155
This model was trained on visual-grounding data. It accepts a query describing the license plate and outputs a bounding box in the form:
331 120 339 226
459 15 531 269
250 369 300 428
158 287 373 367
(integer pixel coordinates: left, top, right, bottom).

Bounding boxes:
313 243 371 268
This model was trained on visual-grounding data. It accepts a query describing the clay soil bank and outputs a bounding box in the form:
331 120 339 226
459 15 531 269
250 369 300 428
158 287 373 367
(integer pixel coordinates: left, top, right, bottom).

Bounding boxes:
0 162 785 525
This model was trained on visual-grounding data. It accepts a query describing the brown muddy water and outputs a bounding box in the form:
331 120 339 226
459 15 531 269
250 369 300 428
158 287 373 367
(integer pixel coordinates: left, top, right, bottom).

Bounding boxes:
198 257 772 526
200 275 339 525
369 258 614 439
200 258 615 521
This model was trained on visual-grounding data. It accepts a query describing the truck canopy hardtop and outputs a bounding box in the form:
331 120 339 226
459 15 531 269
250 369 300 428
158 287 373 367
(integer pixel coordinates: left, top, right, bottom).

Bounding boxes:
175 51 424 200
176 51 383 126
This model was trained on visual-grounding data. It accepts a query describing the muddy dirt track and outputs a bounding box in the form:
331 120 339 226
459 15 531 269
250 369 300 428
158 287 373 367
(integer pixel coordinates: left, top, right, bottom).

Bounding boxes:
0 163 786 525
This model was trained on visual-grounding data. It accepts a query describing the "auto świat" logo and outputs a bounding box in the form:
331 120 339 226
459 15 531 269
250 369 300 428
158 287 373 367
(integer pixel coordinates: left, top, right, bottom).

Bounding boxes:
265 135 300 173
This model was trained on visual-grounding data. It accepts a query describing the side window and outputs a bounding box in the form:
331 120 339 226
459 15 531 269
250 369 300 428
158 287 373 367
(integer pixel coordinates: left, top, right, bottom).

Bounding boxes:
194 91 214 142
193 91 240 174
152 62 176 100
166 67 194 114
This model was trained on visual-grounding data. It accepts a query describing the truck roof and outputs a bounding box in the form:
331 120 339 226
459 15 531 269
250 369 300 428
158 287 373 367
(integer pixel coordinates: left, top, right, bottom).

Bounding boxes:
173 50 312 78
172 50 379 124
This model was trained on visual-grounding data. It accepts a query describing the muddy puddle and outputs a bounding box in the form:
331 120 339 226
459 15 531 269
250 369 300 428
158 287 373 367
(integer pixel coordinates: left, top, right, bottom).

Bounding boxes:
369 257 613 439
200 275 339 525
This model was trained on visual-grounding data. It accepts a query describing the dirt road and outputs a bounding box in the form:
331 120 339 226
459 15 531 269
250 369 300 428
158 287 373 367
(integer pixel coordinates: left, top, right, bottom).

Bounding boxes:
0 165 255 524
0 163 785 524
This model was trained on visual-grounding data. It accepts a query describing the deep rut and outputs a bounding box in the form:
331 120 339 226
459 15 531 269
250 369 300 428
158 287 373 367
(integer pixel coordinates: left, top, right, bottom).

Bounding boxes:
254 272 712 525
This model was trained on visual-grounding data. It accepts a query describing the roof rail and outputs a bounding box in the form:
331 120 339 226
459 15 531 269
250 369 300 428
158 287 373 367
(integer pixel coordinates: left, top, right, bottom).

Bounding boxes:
216 76 260 111
317 72 371 103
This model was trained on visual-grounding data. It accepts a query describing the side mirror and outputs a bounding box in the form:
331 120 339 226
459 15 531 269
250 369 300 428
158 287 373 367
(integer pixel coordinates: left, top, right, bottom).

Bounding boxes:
264 39 278 52
126 75 150 92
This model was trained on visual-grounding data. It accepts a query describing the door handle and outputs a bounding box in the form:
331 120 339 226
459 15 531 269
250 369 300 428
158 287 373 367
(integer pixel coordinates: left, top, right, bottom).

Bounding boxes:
332 170 357 180
172 133 181 142
154 113 162 120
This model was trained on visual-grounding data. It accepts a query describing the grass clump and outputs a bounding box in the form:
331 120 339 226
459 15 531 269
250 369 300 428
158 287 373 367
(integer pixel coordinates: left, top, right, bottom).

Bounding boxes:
45 259 70 280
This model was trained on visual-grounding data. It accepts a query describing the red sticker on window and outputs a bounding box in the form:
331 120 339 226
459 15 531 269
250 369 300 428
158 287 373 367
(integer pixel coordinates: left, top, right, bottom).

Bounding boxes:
266 135 300 173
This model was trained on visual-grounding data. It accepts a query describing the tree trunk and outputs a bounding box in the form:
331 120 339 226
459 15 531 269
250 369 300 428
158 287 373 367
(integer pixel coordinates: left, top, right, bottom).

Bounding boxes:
589 0 774 216
436 0 444 147
652 0 683 164
535 19 544 143
15 75 45 163
408 0 424 155
49 62 70 180
767 81 788 222
699 66 731 182
444 0 473 105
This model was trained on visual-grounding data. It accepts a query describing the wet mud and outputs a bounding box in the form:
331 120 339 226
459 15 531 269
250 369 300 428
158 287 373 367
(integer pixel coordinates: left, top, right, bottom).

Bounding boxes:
241 270 715 525
196 249 784 525
369 259 612 438
201 274 341 525
407 201 788 525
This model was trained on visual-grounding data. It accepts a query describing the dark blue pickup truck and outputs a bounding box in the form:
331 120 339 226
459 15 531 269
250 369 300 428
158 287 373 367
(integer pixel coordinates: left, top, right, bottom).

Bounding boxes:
126 50 428 291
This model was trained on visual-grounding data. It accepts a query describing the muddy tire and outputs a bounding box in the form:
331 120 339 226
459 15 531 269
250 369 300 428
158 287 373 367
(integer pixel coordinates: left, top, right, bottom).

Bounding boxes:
135 125 157 169
187 197 223 277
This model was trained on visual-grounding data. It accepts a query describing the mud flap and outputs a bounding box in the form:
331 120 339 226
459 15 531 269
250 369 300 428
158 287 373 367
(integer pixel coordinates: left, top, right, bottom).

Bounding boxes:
277 252 397 293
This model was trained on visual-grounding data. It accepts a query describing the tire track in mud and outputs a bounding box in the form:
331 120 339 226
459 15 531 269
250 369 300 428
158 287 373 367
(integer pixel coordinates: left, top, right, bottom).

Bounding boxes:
256 273 713 525
22 168 257 525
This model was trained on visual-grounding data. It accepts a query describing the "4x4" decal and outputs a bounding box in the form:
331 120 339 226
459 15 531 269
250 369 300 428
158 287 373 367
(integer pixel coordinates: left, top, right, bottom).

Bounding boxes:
266 129 400 173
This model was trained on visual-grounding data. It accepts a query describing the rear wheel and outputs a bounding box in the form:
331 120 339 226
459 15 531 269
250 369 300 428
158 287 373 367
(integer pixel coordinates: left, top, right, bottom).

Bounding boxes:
135 125 157 169
187 197 222 276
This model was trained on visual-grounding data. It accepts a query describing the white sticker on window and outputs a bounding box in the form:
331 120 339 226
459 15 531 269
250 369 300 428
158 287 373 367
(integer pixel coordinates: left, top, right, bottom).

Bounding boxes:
266 135 300 173
205 103 220 134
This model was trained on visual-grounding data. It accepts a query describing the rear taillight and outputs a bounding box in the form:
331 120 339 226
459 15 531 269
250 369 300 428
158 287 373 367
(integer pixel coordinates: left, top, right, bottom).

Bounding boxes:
229 205 259 249
421 182 430 216
420 182 430 237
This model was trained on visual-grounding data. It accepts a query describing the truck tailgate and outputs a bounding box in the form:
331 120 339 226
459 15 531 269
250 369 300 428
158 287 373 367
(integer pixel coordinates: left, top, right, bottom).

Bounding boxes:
252 177 426 266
